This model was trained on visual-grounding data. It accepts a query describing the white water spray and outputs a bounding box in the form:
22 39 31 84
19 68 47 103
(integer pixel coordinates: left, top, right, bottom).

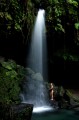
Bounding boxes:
21 9 53 112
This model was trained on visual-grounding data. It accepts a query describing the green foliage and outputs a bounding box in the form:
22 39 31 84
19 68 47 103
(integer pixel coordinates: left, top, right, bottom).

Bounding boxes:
0 0 26 35
0 59 26 105
55 50 79 61
45 0 78 32
55 24 65 32
0 0 36 45
1 60 16 70
46 0 65 32
75 22 79 30
0 0 79 42
63 54 79 61
26 0 35 41
5 12 12 21
67 0 78 7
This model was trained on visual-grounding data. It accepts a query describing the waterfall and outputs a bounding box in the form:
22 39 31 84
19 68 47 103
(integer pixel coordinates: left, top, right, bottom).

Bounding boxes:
21 9 52 112
27 9 46 75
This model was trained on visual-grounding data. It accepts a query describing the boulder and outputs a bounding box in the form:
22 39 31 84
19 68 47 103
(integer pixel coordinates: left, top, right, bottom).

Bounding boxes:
0 103 33 120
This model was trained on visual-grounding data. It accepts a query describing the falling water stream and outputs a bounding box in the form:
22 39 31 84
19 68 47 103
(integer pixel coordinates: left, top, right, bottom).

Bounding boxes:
21 9 53 113
27 9 47 75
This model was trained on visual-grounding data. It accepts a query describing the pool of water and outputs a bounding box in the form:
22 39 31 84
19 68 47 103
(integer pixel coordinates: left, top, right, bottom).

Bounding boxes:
32 109 79 120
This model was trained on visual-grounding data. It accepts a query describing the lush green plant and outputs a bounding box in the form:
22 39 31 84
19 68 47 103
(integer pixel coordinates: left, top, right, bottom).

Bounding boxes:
46 0 78 32
0 0 25 31
75 22 79 30
0 59 26 104
0 0 78 42
0 0 35 44
55 50 79 61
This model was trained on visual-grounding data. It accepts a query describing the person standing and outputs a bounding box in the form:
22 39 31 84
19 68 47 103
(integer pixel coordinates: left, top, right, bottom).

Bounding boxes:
49 83 54 100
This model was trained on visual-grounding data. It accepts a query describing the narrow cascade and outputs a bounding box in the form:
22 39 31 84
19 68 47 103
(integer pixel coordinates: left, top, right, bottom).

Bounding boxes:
27 9 46 75
21 9 52 112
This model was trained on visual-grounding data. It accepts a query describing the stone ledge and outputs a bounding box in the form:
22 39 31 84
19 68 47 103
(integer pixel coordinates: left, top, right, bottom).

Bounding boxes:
0 103 33 120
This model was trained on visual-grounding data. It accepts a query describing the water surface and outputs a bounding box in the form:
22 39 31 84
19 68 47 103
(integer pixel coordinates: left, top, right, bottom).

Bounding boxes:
32 109 79 120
